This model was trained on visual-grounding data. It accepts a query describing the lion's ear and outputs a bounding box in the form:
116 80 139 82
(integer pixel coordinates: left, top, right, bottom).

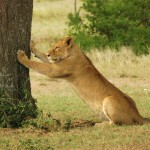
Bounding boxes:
66 37 73 47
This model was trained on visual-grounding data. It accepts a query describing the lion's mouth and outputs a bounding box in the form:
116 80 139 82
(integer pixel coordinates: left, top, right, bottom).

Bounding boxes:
47 56 61 63
47 54 70 63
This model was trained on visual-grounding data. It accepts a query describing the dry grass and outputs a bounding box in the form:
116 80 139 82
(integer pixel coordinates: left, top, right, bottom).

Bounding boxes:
0 0 150 150
32 0 82 40
87 47 150 88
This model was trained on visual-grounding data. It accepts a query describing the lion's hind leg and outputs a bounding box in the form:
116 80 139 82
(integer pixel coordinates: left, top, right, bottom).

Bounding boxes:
102 96 134 125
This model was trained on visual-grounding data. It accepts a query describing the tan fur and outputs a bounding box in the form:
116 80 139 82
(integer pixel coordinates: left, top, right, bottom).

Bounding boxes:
17 37 144 125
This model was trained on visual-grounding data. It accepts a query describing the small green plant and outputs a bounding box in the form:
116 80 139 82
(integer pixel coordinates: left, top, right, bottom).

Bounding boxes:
63 117 71 131
0 89 38 128
22 110 61 131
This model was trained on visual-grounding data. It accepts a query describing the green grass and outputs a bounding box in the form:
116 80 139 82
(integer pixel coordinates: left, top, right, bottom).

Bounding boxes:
1 77 149 150
0 120 150 150
0 0 150 150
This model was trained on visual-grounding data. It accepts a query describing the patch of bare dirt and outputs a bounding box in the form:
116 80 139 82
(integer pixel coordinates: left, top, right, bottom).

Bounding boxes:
109 77 150 89
30 71 75 97
30 70 150 98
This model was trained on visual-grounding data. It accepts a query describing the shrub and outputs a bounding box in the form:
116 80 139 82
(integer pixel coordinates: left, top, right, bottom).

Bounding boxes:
22 110 61 131
0 89 38 128
67 0 150 55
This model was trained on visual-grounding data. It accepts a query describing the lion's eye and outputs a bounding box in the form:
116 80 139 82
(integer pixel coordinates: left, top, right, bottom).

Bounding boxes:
54 47 59 51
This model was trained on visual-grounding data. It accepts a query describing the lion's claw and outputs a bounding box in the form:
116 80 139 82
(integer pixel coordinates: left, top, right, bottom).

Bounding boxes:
17 50 28 63
17 50 25 55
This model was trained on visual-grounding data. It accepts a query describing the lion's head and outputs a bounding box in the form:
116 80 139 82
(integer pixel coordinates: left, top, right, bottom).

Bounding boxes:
47 37 74 63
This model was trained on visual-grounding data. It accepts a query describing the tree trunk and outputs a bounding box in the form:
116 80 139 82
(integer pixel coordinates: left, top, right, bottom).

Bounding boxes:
0 0 36 115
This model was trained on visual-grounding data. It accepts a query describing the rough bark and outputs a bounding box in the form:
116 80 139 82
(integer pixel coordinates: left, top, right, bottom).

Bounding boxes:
0 0 36 106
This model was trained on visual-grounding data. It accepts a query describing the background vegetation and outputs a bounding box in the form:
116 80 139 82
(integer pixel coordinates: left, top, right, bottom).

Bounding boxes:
0 0 150 149
68 0 150 55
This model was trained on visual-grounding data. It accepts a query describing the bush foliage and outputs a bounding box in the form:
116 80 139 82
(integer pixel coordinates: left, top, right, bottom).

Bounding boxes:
67 0 150 55
0 89 38 128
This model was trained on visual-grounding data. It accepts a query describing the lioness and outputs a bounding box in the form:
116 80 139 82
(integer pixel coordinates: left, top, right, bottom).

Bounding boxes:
17 37 144 125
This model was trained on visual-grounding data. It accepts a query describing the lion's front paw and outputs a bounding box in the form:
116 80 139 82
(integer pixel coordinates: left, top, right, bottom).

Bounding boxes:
17 50 28 64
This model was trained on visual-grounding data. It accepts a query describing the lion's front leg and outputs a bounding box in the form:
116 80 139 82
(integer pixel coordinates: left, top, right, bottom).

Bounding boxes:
30 41 49 63
17 50 68 78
